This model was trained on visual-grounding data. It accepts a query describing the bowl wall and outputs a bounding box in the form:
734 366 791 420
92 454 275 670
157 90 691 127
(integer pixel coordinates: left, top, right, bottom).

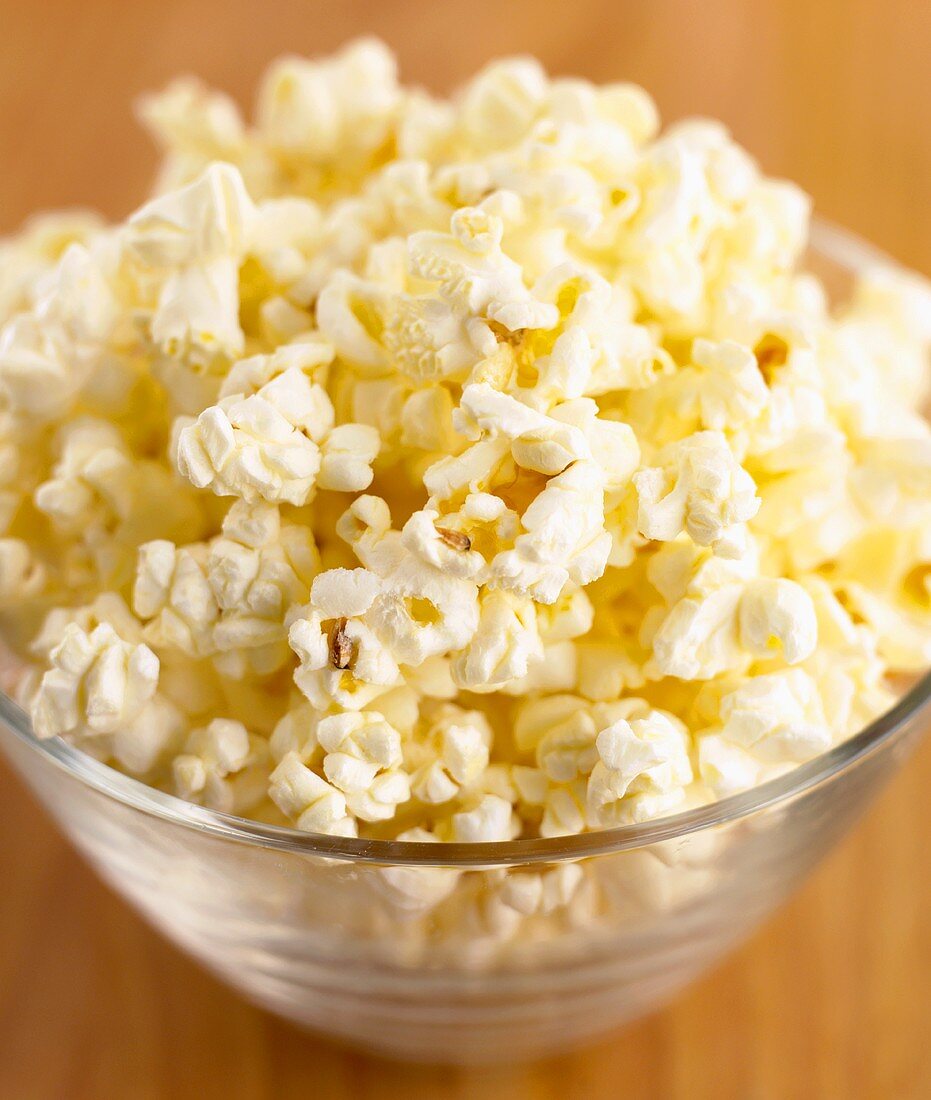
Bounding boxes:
2 704 925 1064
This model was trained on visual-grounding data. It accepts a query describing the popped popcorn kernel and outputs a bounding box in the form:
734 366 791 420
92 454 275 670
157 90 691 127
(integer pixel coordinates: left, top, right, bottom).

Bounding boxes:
1 39 926 854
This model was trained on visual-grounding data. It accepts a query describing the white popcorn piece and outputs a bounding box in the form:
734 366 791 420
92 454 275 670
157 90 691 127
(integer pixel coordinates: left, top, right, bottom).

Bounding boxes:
540 780 590 838
489 460 613 604
448 793 520 843
635 431 759 555
698 669 832 797
126 161 254 270
269 751 358 836
0 538 47 604
738 577 818 665
647 542 818 682
126 164 256 367
382 294 478 384
138 77 245 179
587 711 693 827
372 826 462 915
134 500 317 675
288 569 403 711
220 343 333 405
173 717 270 814
0 210 105 326
256 38 399 180
316 711 410 822
176 367 378 505
32 622 159 740
29 617 182 777
688 338 770 430
407 704 492 804
451 589 543 691
409 207 559 328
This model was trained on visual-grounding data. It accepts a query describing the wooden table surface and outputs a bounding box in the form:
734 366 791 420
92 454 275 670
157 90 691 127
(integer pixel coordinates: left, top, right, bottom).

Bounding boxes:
2 1 931 1096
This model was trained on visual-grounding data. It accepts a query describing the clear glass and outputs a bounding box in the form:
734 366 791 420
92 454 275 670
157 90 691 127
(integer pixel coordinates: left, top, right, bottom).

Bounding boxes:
1 221 928 1065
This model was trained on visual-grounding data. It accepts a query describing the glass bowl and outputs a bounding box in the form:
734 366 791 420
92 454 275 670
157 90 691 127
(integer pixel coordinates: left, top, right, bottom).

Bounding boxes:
0 221 928 1065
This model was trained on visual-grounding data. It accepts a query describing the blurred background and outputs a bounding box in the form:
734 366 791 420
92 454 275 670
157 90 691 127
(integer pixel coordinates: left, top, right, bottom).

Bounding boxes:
1 1 931 1096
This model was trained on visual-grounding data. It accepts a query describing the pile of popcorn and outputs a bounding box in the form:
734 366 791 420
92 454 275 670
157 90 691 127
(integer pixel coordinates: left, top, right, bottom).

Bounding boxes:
2 39 930 846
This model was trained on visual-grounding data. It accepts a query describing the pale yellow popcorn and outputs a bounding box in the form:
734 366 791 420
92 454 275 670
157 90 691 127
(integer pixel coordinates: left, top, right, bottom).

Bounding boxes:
0 538 46 605
173 717 270 814
0 210 105 325
30 617 182 776
408 207 558 329
587 710 693 827
175 367 379 505
316 711 410 822
269 751 357 836
3 41 927 851
218 341 334 401
634 431 759 556
373 827 462 914
288 570 402 712
698 670 832 797
540 780 590 838
126 163 255 367
406 704 492 805
687 338 770 431
256 38 400 192
645 540 817 681
446 793 520 843
31 621 158 739
35 419 202 577
134 500 318 676
488 459 614 603
451 589 543 691
138 77 246 192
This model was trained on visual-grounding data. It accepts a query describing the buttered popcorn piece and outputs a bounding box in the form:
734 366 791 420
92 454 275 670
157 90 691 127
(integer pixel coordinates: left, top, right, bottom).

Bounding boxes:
698 669 832 797
173 717 270 813
134 499 318 675
635 431 759 556
269 751 358 836
5 40 928 848
407 704 492 804
587 711 693 827
32 622 159 739
175 367 379 505
30 618 182 776
316 711 411 821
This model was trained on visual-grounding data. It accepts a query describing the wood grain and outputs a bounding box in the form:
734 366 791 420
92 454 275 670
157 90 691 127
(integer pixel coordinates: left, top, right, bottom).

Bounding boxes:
2 1 931 1096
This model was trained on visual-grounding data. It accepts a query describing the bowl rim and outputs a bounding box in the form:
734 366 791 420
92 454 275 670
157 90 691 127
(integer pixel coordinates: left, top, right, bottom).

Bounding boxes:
0 217 928 868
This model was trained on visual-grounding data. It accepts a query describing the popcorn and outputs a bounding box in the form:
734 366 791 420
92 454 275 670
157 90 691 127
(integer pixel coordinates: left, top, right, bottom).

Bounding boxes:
698 670 832 797
587 710 693 826
488 460 614 603
30 617 182 775
31 621 158 739
133 500 317 677
451 589 543 691
634 431 759 556
447 793 520 843
172 717 270 814
646 541 818 681
288 569 402 711
738 577 819 665
126 163 256 367
175 367 379 505
0 539 47 605
4 41 927 855
269 751 358 836
316 711 410 822
407 704 492 804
